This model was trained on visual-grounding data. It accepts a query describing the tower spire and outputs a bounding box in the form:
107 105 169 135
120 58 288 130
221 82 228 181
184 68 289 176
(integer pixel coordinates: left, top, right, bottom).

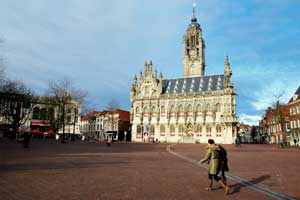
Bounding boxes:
191 2 197 23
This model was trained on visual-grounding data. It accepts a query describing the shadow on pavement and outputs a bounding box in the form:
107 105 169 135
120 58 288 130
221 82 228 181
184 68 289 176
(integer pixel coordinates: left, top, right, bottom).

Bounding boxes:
229 175 271 195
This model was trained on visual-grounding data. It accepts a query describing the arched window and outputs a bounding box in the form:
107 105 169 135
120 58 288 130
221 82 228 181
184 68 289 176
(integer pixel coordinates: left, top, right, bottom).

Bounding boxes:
206 104 211 111
179 125 184 136
151 106 156 113
178 104 184 117
216 124 222 137
149 125 155 136
187 104 193 117
143 106 149 117
151 106 156 117
187 104 192 112
195 125 202 132
137 125 142 138
206 126 212 137
48 108 54 120
206 126 211 132
40 108 48 120
197 104 201 111
170 105 175 117
216 103 221 112
216 124 222 132
160 125 165 136
161 106 166 117
191 36 195 46
196 125 202 136
135 107 140 117
143 106 147 113
170 125 175 136
67 115 72 123
32 107 40 120
196 104 202 116
170 105 174 112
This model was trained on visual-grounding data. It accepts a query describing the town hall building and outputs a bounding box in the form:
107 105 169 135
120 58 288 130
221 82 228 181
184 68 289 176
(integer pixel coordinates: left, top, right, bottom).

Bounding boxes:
130 6 238 144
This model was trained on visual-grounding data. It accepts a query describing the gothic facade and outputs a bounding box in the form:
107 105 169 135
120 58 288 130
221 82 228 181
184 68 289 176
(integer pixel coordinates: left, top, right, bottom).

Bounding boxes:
130 7 238 144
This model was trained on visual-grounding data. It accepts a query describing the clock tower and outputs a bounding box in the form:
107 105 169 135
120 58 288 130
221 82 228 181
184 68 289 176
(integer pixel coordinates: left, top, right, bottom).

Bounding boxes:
183 4 205 77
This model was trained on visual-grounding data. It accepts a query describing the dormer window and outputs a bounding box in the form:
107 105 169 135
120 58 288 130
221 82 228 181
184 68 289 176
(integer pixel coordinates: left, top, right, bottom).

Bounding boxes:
293 94 298 101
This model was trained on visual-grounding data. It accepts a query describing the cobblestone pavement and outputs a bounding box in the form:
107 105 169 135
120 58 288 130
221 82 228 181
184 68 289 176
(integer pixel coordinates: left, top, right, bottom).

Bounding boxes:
0 140 299 200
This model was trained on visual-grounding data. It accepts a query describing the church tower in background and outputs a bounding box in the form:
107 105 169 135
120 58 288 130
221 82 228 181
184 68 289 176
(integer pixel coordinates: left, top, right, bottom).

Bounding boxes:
183 3 206 78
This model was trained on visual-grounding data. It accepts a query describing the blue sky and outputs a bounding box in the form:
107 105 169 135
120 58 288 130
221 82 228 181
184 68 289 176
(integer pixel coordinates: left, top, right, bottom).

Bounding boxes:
1 0 300 125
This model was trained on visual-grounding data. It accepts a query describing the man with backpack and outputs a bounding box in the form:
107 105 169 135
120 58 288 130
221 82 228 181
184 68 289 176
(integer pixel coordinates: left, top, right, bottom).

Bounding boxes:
217 144 229 186
200 139 229 194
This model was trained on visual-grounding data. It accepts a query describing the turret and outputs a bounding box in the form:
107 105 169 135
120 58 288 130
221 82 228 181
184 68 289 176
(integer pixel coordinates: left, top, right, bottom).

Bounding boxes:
159 72 163 83
224 55 233 88
133 74 137 85
144 61 148 76
139 71 143 82
149 60 153 74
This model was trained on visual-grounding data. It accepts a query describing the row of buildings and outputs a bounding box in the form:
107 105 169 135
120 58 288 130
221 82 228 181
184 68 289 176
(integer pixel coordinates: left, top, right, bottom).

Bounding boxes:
259 87 300 145
0 94 82 139
80 109 130 141
0 93 131 141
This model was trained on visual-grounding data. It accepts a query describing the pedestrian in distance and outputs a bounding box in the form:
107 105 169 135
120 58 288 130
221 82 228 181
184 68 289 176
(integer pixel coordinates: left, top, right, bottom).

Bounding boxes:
235 138 241 147
107 135 112 147
200 139 229 194
294 138 297 146
0 130 3 143
23 132 31 148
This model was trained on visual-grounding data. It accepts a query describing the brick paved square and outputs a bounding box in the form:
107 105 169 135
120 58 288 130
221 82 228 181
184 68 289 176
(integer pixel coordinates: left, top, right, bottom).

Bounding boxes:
0 140 299 200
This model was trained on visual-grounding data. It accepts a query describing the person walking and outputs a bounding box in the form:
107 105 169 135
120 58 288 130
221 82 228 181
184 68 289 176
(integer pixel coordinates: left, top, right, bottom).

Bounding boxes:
23 132 31 148
217 144 229 186
107 135 112 147
0 130 3 143
200 139 229 194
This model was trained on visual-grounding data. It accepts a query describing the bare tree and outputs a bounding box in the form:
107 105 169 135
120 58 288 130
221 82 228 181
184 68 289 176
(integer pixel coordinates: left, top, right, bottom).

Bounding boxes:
46 77 86 143
106 99 120 111
272 91 288 144
272 90 285 108
80 97 96 115
0 80 37 136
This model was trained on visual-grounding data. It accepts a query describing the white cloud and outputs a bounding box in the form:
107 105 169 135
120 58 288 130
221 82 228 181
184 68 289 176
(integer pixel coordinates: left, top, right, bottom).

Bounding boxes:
239 113 261 125
251 80 298 111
